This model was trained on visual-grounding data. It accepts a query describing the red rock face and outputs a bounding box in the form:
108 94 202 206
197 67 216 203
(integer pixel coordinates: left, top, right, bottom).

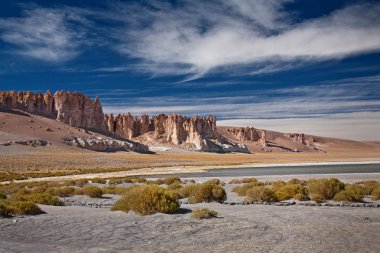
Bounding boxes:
0 90 105 130
227 127 267 147
105 113 219 148
227 127 261 142
283 133 315 146
0 90 55 117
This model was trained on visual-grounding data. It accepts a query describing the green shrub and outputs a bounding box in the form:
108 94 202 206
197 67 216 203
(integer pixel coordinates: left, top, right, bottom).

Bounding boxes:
0 202 10 217
163 177 181 185
371 187 380 200
188 183 226 204
308 178 345 199
229 178 258 184
333 184 365 202
8 201 42 215
0 192 6 200
111 185 180 215
10 192 64 206
310 194 324 203
80 186 103 198
45 187 75 197
232 182 265 196
192 208 218 219
245 186 277 202
167 182 182 191
175 184 198 198
354 181 380 195
204 179 225 186
275 184 308 201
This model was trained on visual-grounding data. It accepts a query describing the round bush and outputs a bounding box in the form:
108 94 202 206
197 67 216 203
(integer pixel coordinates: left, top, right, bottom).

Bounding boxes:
112 185 180 215
355 181 380 195
8 201 42 215
245 186 277 202
188 183 226 204
308 178 345 199
275 184 308 201
82 186 103 198
333 184 365 202
232 182 265 196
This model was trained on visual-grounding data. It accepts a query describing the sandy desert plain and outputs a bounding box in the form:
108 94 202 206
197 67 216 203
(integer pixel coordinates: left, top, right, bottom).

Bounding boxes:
0 108 380 253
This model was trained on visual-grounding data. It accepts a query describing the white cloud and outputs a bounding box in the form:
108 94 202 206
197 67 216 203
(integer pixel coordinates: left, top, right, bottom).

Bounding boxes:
0 7 85 62
113 1 380 77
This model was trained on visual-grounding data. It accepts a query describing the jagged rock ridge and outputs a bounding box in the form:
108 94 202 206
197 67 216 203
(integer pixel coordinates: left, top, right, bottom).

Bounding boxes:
105 113 249 153
0 90 249 153
225 126 322 152
0 90 105 130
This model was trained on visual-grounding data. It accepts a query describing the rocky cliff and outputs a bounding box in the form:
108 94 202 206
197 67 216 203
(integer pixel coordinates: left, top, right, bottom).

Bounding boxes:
0 90 105 130
283 133 315 147
105 113 248 152
0 90 248 153
227 127 267 147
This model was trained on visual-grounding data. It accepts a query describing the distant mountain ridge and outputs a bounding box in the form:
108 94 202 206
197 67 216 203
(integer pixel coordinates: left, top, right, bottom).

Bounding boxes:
0 90 325 153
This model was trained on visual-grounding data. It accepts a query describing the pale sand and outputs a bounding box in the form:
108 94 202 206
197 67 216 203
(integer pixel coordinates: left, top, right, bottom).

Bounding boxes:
0 203 379 253
1 174 380 252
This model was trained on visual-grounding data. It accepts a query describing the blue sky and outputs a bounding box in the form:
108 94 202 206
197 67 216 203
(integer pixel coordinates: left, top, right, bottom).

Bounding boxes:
0 0 379 140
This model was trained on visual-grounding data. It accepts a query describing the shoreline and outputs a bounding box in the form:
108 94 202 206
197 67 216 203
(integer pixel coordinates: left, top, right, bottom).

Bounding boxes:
3 159 380 184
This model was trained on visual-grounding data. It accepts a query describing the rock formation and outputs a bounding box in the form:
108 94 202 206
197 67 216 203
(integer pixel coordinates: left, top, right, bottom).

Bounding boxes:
0 91 105 130
54 91 105 129
283 133 315 147
227 127 267 147
106 113 248 152
0 90 249 153
64 136 149 153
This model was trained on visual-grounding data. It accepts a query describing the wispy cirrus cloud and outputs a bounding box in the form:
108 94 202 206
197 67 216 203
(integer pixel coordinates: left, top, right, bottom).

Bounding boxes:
0 7 87 62
101 75 380 118
111 0 380 78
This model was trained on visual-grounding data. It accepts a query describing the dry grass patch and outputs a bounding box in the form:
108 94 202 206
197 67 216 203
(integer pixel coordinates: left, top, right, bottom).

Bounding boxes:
0 200 42 215
229 178 258 184
333 184 365 202
76 186 103 198
112 185 180 215
274 184 308 201
231 182 265 196
245 186 278 203
192 208 218 219
307 178 345 200
10 190 64 206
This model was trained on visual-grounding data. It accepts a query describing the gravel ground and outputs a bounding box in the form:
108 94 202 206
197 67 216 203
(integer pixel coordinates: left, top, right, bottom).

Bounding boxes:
1 174 380 253
0 204 379 253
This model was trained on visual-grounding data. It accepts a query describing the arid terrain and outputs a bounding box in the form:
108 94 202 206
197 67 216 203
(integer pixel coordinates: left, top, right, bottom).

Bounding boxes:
1 174 380 253
1 91 380 253
1 108 380 182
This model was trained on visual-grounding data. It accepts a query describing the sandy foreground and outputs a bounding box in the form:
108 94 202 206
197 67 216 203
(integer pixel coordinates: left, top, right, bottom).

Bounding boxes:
1 203 379 253
1 173 380 253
